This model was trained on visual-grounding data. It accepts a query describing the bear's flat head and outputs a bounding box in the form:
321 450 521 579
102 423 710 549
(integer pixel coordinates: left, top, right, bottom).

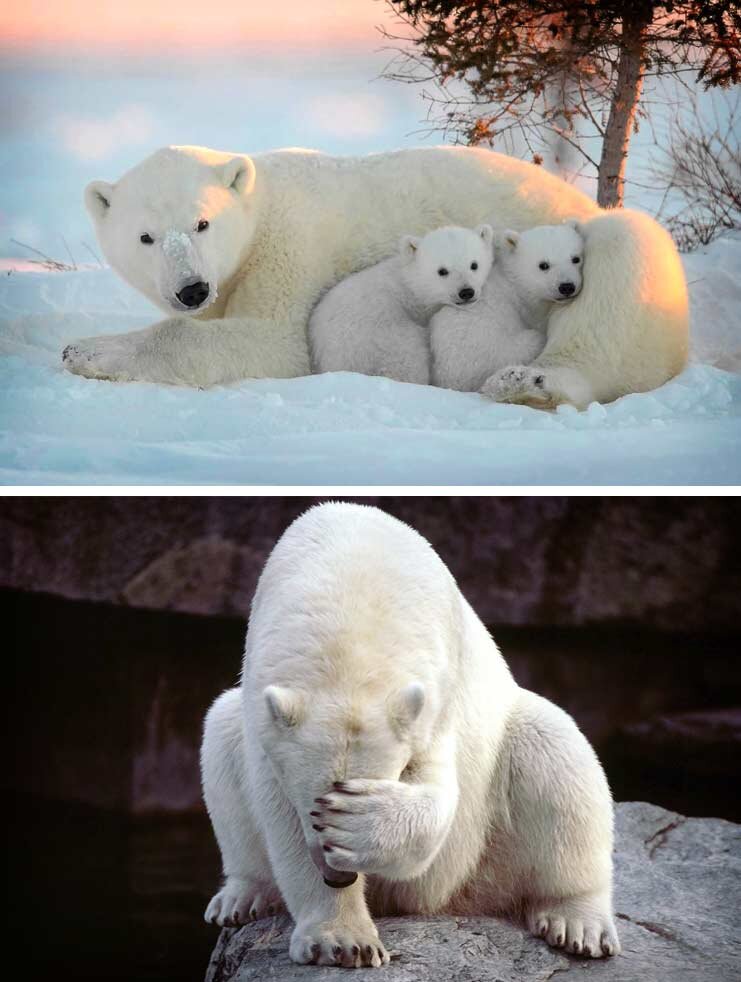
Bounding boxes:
498 221 585 305
84 146 260 316
399 224 494 311
258 681 426 880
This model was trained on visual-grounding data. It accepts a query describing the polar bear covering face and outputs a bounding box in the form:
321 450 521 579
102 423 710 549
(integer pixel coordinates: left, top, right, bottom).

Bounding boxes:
431 221 585 392
201 502 621 968
309 224 494 384
66 145 688 409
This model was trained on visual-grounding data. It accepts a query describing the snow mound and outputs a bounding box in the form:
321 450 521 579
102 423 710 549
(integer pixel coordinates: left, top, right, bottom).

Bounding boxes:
686 232 741 372
0 234 739 486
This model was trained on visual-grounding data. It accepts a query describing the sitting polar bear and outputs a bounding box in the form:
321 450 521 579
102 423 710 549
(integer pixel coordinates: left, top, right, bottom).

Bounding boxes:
431 221 584 392
65 144 688 409
309 225 494 384
201 502 620 968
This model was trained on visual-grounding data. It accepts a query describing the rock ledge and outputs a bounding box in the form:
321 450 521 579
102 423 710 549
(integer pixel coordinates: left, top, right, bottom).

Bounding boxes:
205 802 740 982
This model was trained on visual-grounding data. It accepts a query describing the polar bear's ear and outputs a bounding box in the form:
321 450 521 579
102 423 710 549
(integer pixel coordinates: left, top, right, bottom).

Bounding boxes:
475 223 494 247
499 229 519 251
84 181 115 220
392 682 425 729
264 685 303 727
564 217 583 236
399 235 421 263
222 155 256 196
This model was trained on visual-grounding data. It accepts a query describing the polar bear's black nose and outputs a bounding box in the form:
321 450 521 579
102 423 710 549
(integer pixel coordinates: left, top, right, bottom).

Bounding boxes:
458 287 475 302
177 280 210 308
558 281 576 297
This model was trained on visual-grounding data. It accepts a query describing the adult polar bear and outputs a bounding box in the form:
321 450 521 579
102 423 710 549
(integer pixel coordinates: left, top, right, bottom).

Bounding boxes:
66 144 688 409
201 502 620 968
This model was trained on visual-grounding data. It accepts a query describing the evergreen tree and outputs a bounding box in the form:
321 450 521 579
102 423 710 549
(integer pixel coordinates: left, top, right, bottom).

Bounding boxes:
383 1 740 206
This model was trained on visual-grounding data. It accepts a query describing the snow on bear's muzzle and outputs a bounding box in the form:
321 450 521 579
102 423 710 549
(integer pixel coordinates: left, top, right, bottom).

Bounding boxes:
158 229 217 314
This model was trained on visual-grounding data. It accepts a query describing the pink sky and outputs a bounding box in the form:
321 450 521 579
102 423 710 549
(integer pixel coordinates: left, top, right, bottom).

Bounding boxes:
1 0 397 52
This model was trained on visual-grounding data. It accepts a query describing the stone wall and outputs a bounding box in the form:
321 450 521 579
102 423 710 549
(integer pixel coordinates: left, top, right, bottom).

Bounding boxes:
3 496 740 631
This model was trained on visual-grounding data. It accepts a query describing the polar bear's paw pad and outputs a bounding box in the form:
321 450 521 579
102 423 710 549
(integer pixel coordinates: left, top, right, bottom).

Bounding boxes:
204 877 284 927
480 365 553 407
63 340 106 373
62 335 137 381
290 921 390 968
528 903 620 958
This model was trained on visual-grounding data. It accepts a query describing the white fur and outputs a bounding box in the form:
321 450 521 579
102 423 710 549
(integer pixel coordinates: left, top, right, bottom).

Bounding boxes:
431 222 584 392
309 225 493 383
201 503 620 968
480 209 689 408
64 145 686 406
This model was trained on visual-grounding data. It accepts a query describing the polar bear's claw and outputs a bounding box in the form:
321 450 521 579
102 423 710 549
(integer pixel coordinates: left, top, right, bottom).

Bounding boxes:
322 845 357 871
546 915 566 947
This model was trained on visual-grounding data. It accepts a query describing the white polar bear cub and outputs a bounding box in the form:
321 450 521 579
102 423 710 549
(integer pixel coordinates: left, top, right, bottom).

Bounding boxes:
309 225 494 384
431 221 584 392
201 502 620 969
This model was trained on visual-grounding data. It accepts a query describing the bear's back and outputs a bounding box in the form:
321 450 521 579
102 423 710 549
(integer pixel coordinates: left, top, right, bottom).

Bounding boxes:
246 503 462 684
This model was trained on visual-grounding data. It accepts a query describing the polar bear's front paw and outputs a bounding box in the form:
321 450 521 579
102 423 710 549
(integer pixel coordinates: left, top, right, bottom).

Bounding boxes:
527 898 620 958
480 365 553 408
312 779 433 876
290 918 390 968
62 333 141 382
204 875 284 927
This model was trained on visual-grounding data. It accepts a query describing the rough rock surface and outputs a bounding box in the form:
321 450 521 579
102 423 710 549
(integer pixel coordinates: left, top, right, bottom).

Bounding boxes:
3 497 741 630
204 802 741 982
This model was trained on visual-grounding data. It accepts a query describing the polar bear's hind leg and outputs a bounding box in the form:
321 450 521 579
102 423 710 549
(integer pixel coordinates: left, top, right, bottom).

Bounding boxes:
499 689 621 958
201 687 285 926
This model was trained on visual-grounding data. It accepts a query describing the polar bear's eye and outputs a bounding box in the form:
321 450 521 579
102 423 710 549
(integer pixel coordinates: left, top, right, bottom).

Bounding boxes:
538 261 550 271
438 267 449 277
572 256 581 264
470 262 478 270
197 220 209 232
140 233 154 245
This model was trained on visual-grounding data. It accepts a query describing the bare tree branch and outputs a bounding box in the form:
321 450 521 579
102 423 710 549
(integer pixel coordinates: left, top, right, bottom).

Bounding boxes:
650 89 741 250
380 0 740 208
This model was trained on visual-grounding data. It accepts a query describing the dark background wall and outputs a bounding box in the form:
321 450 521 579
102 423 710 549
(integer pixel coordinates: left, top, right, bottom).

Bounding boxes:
5 495 741 816
4 496 741 630
4 496 741 982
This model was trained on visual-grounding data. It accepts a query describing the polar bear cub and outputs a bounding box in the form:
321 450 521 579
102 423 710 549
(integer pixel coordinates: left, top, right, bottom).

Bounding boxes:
431 221 585 392
201 502 620 969
309 225 494 384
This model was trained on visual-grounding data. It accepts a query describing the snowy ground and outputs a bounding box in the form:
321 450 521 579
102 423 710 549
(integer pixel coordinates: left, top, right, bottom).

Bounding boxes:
0 233 739 486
